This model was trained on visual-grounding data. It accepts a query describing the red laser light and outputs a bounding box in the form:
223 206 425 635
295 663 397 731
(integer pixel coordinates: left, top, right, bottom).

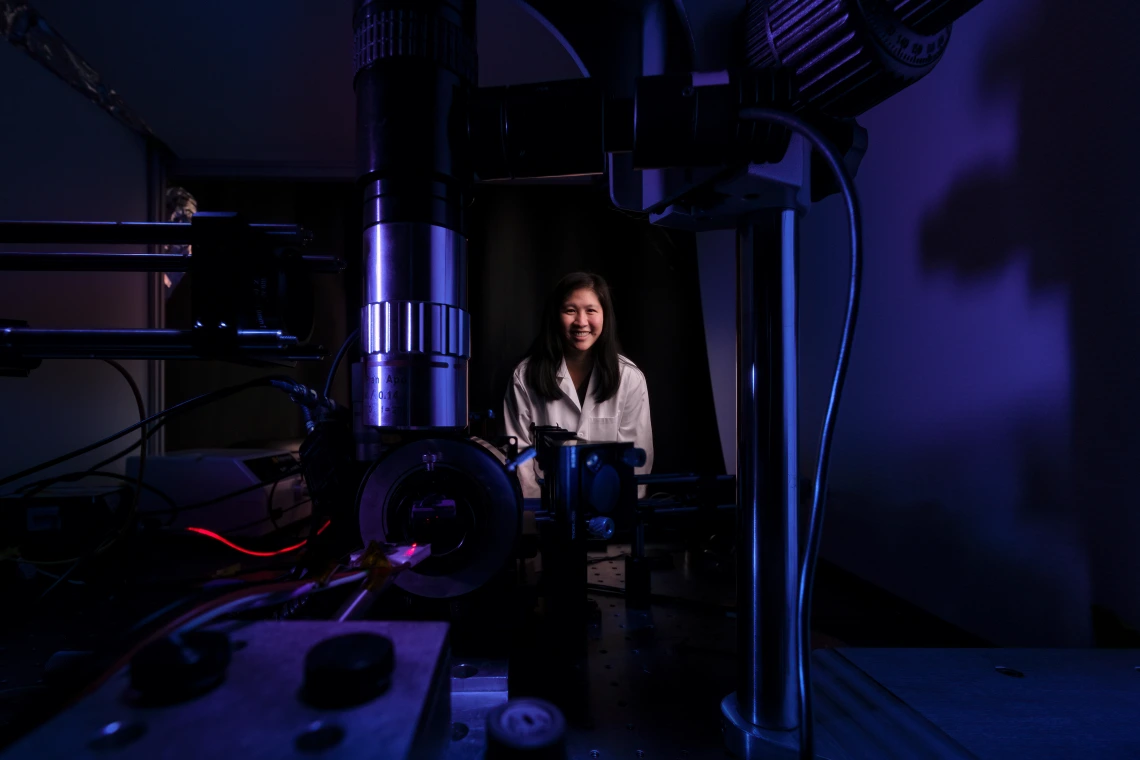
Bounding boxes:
186 520 332 557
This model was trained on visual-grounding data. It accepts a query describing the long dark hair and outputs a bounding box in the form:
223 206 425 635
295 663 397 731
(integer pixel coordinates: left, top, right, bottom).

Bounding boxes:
525 272 622 403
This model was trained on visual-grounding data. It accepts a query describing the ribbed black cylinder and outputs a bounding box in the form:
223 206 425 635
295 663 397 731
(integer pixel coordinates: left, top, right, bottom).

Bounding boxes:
353 4 476 81
744 0 952 118
353 0 476 231
890 0 984 34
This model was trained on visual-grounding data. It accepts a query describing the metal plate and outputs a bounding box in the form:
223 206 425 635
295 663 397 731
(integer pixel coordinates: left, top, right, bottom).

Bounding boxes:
571 593 738 759
1 621 451 760
447 658 509 759
836 648 1140 760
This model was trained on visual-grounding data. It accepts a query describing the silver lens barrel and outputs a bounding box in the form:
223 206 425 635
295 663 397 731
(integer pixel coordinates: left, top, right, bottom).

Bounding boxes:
360 222 469 429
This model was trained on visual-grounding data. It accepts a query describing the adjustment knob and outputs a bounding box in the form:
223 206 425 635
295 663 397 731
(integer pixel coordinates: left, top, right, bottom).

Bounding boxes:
302 633 395 708
486 698 567 759
586 516 615 541
129 630 231 705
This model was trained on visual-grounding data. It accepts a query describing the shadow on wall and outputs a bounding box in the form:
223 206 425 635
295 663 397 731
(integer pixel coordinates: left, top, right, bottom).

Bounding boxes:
918 0 1140 629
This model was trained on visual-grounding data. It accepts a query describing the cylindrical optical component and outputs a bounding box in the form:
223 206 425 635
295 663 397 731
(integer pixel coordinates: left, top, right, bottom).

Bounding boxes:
353 0 476 430
360 224 469 428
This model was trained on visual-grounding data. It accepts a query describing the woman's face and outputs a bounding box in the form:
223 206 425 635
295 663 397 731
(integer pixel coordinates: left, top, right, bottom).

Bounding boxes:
560 287 604 355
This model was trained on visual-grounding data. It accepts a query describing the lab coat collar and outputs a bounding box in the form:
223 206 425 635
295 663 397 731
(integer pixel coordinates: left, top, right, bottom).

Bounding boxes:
555 355 597 416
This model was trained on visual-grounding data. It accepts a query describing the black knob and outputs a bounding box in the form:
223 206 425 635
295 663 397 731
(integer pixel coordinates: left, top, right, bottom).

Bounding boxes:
486 698 566 759
129 630 231 705
302 633 394 708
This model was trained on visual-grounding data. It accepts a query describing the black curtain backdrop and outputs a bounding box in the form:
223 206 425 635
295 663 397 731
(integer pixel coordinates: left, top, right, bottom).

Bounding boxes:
468 184 725 476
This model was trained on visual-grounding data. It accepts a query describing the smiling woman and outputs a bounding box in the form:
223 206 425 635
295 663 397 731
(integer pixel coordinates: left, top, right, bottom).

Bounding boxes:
503 272 654 498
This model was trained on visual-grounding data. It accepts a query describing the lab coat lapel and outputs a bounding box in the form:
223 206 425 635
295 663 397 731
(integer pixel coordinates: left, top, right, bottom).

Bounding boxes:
556 356 582 413
580 367 599 420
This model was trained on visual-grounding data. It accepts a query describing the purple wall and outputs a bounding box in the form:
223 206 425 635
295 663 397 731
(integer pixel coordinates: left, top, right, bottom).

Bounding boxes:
801 0 1085 646
699 0 1140 645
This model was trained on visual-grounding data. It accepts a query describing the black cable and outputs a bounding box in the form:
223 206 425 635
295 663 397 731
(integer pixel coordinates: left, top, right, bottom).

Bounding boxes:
13 469 301 526
12 471 178 510
225 498 313 535
100 360 147 499
84 435 147 474
8 470 181 567
36 553 85 599
142 471 301 519
324 327 360 401
739 107 862 760
0 376 294 490
83 414 174 473
265 477 282 531
12 362 149 572
18 361 149 501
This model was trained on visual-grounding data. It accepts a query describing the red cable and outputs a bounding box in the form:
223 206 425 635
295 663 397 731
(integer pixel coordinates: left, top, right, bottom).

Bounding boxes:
186 520 332 557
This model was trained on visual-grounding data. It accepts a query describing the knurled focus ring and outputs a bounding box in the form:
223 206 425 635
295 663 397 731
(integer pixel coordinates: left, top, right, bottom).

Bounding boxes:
353 8 476 81
363 301 471 358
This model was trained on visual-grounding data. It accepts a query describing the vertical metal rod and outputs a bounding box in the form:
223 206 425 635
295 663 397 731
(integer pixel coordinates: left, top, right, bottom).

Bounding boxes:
735 210 800 731
144 139 166 456
633 521 646 558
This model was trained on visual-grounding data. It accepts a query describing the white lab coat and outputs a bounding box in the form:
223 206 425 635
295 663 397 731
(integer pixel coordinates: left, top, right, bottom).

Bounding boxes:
503 355 654 498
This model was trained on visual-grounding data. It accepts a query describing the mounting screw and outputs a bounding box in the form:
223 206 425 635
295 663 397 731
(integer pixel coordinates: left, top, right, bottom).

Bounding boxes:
423 453 439 472
994 666 1025 678
452 664 479 679
295 721 345 752
623 448 647 468
88 720 147 751
587 516 615 541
